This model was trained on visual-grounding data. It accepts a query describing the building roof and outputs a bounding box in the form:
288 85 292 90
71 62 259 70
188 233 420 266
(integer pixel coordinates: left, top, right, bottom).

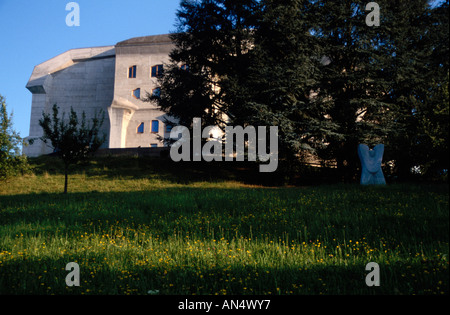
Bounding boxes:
26 46 115 94
116 34 173 47
26 34 174 94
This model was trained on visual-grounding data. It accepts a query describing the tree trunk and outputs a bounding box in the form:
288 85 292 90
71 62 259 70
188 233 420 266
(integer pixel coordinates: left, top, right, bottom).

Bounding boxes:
64 164 69 194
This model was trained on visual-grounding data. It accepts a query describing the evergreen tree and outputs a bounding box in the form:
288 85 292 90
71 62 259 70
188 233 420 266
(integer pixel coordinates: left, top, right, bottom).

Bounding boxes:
149 0 329 170
149 0 448 181
147 0 259 131
415 72 449 178
241 0 327 164
380 0 448 179
413 1 448 178
310 0 399 181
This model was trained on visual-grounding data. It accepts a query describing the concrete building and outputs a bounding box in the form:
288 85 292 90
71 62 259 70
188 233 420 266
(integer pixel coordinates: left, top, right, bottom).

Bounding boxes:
24 34 175 157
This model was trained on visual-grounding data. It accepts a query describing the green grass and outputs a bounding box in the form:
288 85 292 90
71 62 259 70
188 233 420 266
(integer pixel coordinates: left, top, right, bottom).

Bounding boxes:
0 156 448 295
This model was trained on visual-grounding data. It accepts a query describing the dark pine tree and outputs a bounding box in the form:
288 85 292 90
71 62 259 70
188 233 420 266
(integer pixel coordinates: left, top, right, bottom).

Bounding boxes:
310 0 402 182
147 0 259 132
241 0 327 170
380 0 449 180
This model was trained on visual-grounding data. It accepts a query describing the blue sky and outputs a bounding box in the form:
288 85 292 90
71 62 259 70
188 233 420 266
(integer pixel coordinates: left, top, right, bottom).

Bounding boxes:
0 0 181 140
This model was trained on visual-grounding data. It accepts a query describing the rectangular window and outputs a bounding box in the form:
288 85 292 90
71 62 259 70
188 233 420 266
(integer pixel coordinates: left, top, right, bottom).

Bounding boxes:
128 65 137 78
137 123 144 134
150 144 158 148
151 65 163 77
166 124 173 133
151 120 159 133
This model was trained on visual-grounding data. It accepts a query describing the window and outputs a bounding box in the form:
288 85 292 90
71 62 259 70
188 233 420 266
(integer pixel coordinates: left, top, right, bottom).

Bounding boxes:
152 88 161 98
166 124 173 133
128 65 137 78
132 88 141 99
151 120 159 133
151 65 163 77
180 64 189 71
150 144 158 148
137 123 144 134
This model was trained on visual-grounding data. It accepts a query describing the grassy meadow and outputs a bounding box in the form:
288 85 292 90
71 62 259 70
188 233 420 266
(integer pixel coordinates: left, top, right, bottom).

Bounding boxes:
0 156 448 295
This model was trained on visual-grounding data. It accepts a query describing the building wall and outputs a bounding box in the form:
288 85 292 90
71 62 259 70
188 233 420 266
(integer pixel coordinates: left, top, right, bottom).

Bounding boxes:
109 35 175 149
23 34 176 157
24 46 116 157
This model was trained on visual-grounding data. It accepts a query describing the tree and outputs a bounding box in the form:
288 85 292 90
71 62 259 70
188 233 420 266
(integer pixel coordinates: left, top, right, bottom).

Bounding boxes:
379 0 449 180
150 0 448 182
422 1 449 177
241 0 327 166
415 72 449 178
0 94 29 180
146 0 259 135
309 0 404 181
149 0 326 172
38 104 105 193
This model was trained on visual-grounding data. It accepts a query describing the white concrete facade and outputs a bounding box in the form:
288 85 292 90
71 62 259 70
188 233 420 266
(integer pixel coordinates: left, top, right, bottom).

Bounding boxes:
23 34 175 157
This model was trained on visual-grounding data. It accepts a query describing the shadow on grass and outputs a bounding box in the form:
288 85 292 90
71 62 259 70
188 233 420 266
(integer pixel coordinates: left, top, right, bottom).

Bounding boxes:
27 155 348 187
1 185 448 248
1 254 447 295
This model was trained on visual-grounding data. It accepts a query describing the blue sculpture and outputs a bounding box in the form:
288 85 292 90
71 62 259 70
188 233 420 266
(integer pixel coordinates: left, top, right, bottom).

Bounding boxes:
358 144 386 185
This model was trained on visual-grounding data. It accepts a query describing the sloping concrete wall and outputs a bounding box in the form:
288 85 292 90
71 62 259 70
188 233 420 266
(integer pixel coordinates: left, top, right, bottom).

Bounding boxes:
24 47 116 157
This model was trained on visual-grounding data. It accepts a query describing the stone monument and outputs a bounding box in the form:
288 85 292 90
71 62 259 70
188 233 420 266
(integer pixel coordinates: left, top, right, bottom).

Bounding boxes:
358 144 386 185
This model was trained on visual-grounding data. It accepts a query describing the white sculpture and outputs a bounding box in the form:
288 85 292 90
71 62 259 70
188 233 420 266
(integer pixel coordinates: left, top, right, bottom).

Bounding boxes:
358 144 386 185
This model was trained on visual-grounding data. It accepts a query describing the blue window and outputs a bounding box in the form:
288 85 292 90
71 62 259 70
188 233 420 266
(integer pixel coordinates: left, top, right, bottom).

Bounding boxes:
128 65 136 78
151 65 163 77
180 64 189 71
166 124 173 133
137 123 144 134
133 88 141 99
150 144 158 148
151 120 159 133
152 88 161 97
